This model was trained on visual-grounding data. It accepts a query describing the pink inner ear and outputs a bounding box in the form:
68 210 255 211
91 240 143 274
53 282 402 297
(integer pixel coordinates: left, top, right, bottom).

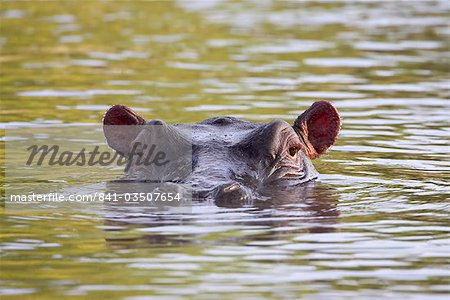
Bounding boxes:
103 105 146 125
103 105 146 155
294 101 341 159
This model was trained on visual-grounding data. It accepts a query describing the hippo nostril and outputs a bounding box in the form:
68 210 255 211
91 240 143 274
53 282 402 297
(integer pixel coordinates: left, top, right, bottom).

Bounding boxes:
213 182 248 207
222 183 241 193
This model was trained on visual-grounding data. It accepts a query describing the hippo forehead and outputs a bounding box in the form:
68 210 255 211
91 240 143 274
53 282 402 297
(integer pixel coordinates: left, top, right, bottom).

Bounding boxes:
176 116 263 146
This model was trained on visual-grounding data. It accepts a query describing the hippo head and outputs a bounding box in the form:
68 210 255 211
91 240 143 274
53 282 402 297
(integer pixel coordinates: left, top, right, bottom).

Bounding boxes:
103 101 340 203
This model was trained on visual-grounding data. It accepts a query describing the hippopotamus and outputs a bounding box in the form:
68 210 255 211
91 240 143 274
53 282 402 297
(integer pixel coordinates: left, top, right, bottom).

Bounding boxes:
102 101 340 205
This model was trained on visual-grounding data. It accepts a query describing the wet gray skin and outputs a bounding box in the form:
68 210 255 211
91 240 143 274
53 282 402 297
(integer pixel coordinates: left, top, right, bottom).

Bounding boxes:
103 101 341 205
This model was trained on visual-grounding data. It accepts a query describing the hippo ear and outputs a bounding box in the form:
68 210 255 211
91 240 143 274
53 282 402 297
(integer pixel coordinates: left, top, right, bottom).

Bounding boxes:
293 101 341 159
103 105 146 155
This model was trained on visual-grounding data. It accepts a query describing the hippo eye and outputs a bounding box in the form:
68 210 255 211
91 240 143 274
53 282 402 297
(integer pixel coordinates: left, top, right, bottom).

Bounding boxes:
288 146 298 157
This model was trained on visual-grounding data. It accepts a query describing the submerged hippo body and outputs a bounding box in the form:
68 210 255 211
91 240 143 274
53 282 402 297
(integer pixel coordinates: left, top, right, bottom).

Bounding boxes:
103 101 340 204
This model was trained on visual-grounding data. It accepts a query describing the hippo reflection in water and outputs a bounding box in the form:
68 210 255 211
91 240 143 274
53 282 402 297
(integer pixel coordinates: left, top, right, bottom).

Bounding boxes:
103 101 340 204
